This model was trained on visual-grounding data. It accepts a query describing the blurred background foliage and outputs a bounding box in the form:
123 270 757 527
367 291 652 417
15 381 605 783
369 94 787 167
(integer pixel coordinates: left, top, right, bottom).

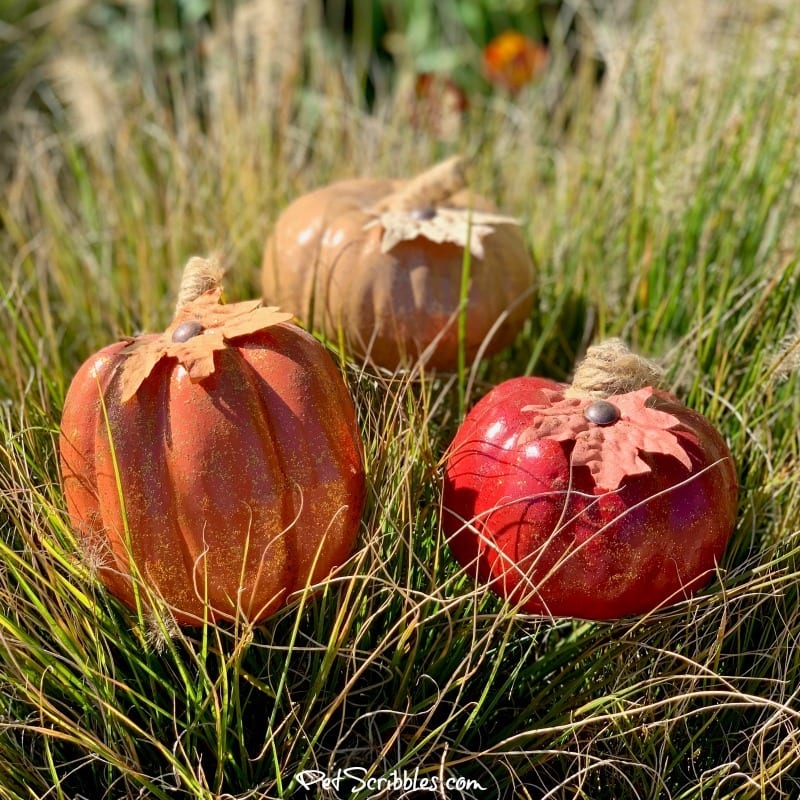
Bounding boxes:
1 0 603 92
0 0 618 171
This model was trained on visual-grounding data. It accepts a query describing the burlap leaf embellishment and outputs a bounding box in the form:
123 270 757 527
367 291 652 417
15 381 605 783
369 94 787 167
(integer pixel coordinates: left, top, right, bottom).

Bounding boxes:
364 207 520 260
519 387 697 491
118 288 293 402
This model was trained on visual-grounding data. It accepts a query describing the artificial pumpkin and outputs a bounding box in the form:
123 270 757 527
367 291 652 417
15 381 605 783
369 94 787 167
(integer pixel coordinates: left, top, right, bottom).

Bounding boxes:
261 156 535 370
59 257 366 625
442 339 738 620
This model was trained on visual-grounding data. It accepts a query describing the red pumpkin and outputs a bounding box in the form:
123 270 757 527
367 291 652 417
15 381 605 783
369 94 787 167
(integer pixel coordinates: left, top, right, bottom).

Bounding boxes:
442 340 738 619
59 258 366 625
261 156 535 370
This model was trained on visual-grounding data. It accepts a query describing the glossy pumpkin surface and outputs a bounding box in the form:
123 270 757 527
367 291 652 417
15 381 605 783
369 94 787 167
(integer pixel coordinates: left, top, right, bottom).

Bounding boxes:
261 161 535 370
442 376 738 619
59 290 366 625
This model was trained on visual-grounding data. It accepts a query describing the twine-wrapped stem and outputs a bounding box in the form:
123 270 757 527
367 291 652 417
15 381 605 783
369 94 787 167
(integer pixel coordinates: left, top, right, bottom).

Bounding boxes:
174 256 225 314
372 155 468 213
564 338 664 399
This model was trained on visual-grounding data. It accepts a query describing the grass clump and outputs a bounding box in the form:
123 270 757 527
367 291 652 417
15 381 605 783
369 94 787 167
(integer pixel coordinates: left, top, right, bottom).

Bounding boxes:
2 0 800 797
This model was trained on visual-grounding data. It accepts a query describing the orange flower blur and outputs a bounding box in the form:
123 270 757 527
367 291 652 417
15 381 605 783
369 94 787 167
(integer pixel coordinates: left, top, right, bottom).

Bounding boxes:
482 30 549 93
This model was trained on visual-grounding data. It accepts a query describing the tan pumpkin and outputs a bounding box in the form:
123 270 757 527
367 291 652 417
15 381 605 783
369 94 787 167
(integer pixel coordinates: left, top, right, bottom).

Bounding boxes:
261 156 536 370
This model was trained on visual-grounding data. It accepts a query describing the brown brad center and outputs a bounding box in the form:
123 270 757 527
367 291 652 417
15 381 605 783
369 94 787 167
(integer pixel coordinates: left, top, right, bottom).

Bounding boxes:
410 205 437 221
172 320 204 342
584 400 621 426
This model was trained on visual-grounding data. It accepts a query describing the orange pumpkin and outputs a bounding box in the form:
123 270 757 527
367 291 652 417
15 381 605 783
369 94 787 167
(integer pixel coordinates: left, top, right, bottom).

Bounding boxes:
261 156 536 370
59 258 366 625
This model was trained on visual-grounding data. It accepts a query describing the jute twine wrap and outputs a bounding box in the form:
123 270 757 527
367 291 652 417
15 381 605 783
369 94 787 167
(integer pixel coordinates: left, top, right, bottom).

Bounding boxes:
564 338 665 399
174 256 225 313
373 155 468 213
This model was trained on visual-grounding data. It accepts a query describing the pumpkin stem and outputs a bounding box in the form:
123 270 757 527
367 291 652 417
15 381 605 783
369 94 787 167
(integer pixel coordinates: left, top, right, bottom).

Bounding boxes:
373 155 468 213
565 338 665 399
175 256 225 314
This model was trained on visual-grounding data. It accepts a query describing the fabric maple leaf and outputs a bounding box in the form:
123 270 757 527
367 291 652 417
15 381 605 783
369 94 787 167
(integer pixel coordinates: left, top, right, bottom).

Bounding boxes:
118 288 293 402
363 207 521 259
519 387 698 491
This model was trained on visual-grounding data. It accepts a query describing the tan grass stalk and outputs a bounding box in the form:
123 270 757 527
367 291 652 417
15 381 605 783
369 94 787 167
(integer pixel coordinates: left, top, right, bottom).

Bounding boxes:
48 52 121 144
